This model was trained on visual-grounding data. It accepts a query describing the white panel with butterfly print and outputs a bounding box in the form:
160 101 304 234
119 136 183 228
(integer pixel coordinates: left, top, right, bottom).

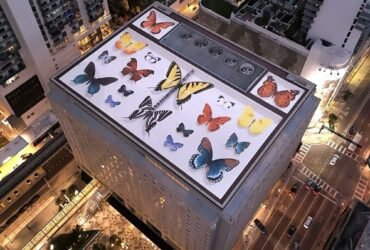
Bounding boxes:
132 9 179 40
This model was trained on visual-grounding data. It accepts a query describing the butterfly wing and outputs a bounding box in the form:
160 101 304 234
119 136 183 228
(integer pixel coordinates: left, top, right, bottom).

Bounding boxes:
115 32 131 49
238 106 255 128
170 142 183 151
93 77 118 86
235 141 250 154
206 159 239 183
155 62 182 91
104 56 116 64
197 103 212 125
217 95 225 106
177 82 214 105
141 10 156 28
150 22 175 34
249 118 273 135
189 137 213 170
122 58 137 76
131 69 154 82
129 96 153 120
225 133 238 148
124 42 147 55
84 62 95 79
118 85 134 96
183 129 194 137
105 95 112 104
177 123 185 132
98 50 108 60
207 117 231 132
72 74 89 84
164 135 174 147
87 81 100 95
145 110 172 133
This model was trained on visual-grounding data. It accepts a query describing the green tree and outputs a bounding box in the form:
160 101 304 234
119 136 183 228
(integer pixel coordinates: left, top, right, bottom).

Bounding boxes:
328 113 338 129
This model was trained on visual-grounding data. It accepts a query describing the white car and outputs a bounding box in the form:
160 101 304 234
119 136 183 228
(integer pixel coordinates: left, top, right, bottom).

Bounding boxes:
329 154 340 166
303 216 313 229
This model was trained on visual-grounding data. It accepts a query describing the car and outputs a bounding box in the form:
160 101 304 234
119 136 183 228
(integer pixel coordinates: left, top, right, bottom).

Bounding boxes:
254 219 267 234
329 154 340 166
287 225 297 237
303 216 313 229
289 183 299 197
304 180 321 195
349 125 357 136
304 180 314 190
312 184 321 195
21 153 33 160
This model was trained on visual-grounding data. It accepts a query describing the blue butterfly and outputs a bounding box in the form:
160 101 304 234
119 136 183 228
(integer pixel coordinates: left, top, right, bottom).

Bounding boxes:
98 50 117 64
164 135 183 151
225 133 250 154
176 123 194 137
105 95 121 107
72 62 118 95
189 137 239 183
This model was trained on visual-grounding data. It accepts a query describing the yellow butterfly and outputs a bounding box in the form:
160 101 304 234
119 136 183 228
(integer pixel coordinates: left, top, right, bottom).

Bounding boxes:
155 62 214 105
238 106 273 135
115 32 147 54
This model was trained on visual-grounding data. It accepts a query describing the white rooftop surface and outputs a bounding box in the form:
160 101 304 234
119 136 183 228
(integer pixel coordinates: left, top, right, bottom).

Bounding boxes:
55 8 308 204
307 0 363 50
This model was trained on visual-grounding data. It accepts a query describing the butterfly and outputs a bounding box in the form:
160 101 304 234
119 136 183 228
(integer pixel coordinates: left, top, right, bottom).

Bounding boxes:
217 95 235 109
144 51 161 64
72 61 118 95
257 75 300 108
197 103 231 132
115 32 147 54
155 61 213 106
118 84 134 97
140 10 175 34
98 50 116 64
121 58 154 82
164 135 183 151
237 106 273 135
176 123 194 137
128 96 172 133
189 137 240 183
225 133 250 154
105 95 121 107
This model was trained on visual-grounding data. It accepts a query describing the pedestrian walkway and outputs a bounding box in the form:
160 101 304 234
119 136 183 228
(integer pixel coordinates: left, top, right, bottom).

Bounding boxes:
293 143 311 163
326 139 363 163
297 165 339 204
353 175 368 201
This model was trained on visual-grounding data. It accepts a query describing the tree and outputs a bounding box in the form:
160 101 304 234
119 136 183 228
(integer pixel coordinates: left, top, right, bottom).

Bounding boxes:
93 243 106 250
328 113 338 130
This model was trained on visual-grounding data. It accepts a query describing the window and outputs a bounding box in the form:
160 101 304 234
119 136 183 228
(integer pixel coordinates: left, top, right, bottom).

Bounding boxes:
344 38 348 43
350 25 354 31
346 32 351 37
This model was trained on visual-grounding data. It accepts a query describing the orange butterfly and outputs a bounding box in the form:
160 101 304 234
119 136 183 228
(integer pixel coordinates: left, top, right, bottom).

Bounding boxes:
197 103 231 132
140 11 175 34
122 58 154 82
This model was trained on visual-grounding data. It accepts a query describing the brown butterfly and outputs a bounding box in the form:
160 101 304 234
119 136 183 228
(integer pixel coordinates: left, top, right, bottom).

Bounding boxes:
197 103 231 132
140 11 175 34
121 58 154 82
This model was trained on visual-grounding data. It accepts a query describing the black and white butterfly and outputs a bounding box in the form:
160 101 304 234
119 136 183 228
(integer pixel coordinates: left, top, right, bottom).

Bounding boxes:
128 96 172 134
176 123 194 137
217 95 235 109
144 51 161 64
118 84 134 97
98 50 117 64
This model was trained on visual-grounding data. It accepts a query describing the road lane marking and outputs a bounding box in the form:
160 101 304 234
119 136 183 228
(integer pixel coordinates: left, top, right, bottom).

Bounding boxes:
353 175 368 201
293 144 311 163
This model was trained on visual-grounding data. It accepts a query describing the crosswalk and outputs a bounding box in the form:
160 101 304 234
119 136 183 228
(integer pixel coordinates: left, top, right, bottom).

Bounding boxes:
353 175 369 201
293 143 311 163
326 139 363 163
297 165 339 203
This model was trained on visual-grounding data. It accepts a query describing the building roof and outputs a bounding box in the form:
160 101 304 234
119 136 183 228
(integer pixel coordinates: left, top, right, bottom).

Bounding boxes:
52 3 315 208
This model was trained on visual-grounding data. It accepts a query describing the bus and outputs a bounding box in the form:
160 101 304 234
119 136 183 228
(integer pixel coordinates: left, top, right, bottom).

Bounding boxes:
348 132 362 152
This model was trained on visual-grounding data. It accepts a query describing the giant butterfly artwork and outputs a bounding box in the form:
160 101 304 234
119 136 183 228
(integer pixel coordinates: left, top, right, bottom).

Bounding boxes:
238 106 272 135
190 137 240 183
115 32 147 55
122 58 154 82
128 96 172 134
155 62 214 106
140 11 175 34
197 103 231 132
72 62 118 95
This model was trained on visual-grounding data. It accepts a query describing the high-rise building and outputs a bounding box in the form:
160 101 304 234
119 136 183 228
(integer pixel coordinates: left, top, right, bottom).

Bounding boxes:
0 0 112 134
198 0 370 114
49 3 319 249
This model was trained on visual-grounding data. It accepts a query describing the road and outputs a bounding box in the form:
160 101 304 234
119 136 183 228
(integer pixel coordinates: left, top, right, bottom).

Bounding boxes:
252 173 337 250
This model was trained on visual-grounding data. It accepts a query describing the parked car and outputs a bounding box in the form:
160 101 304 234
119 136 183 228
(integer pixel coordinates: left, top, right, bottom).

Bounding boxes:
329 154 340 166
303 216 313 229
289 183 299 197
287 225 297 237
254 219 268 234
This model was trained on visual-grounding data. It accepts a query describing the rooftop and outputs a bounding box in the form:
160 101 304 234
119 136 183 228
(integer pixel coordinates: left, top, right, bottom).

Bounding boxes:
52 4 315 208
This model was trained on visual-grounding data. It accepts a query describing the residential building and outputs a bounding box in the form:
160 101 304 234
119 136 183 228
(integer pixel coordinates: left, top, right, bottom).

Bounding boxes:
49 3 319 249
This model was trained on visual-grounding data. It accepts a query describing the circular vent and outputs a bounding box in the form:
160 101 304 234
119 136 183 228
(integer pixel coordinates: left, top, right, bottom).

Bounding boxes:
239 63 255 75
224 56 239 66
193 39 208 48
208 46 223 56
179 31 193 40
